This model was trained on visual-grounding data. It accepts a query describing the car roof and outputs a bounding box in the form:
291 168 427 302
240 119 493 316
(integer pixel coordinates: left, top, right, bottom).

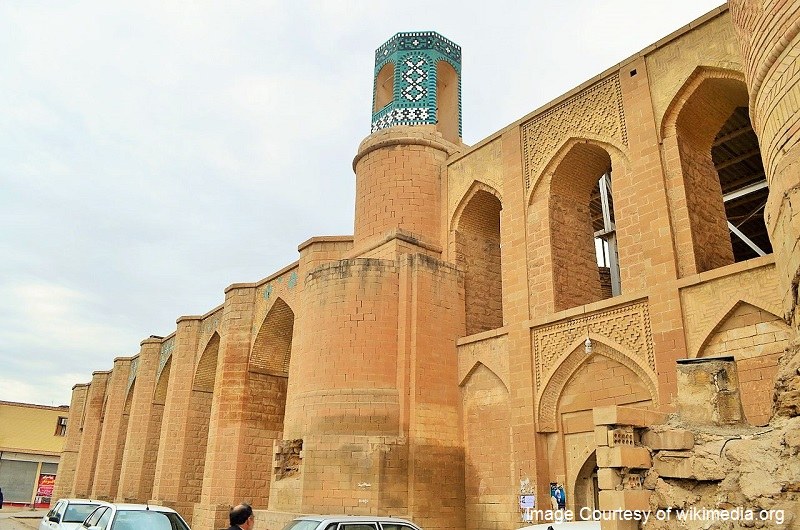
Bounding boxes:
56 499 112 505
111 504 179 513
294 515 417 524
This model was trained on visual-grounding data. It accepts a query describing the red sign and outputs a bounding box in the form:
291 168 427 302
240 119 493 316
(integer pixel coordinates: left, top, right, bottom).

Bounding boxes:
36 474 56 498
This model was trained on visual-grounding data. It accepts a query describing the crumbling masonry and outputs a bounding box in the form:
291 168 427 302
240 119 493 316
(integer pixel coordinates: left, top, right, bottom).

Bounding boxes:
54 3 800 529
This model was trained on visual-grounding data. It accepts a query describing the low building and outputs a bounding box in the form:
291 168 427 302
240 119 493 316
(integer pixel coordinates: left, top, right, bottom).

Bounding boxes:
0 400 68 507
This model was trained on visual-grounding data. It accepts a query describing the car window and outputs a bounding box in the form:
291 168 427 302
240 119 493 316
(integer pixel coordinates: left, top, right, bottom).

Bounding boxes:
55 501 68 519
339 525 378 530
110 510 185 530
64 504 101 523
95 508 112 530
84 507 108 528
46 501 61 519
381 525 415 530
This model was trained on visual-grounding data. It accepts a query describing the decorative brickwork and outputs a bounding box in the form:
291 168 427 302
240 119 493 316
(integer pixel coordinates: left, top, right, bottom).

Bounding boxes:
538 340 658 433
521 74 627 191
533 300 655 389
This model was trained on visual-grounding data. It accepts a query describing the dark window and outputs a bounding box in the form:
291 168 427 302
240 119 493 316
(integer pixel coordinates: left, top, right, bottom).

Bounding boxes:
55 416 68 436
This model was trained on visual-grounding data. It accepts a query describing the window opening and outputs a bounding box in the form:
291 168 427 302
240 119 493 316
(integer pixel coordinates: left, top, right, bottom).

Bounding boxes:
591 173 620 296
55 416 67 436
712 107 771 260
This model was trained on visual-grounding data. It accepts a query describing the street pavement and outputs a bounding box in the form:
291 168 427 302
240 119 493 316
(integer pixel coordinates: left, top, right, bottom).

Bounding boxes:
0 508 47 530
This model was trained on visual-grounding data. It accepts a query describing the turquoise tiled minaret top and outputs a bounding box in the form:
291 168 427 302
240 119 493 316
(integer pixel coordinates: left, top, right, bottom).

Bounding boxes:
371 32 462 137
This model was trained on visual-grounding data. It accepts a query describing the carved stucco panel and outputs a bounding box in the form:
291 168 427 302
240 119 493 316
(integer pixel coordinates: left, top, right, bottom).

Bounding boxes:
521 74 627 191
532 300 655 390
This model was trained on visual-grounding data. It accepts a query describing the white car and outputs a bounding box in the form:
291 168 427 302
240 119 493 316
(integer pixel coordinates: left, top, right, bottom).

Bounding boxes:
40 499 113 530
282 515 423 530
80 503 190 530
518 522 600 530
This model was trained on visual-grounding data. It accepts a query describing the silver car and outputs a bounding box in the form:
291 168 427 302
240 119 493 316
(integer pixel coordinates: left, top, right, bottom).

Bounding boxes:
40 499 113 530
282 515 423 530
80 503 190 530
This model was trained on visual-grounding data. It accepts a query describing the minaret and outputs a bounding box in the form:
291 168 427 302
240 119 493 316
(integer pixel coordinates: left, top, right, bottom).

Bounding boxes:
353 32 462 254
371 31 462 141
274 33 467 530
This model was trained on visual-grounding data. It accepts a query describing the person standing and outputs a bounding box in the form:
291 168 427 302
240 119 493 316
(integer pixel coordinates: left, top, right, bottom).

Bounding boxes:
227 503 254 530
0 486 4 509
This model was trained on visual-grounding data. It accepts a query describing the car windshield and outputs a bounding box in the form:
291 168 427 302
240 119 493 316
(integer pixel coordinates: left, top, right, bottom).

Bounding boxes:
282 520 323 530
63 504 101 523
110 510 189 530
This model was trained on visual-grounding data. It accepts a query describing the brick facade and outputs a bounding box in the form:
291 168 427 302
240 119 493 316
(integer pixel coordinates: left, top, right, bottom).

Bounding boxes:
58 7 800 530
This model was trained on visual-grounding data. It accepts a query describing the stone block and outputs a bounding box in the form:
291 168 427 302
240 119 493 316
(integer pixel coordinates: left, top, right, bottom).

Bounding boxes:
598 489 652 511
595 426 610 447
593 405 667 427
596 446 651 469
641 428 694 450
597 468 622 490
651 450 725 480
676 357 746 426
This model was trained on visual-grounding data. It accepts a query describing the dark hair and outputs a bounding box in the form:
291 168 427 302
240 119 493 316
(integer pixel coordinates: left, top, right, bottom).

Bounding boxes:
229 503 253 526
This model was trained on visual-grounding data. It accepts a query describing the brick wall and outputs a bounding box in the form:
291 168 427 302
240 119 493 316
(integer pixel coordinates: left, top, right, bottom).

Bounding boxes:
52 384 88 499
91 358 133 501
71 371 109 498
455 189 503 335
117 339 162 503
462 364 515 530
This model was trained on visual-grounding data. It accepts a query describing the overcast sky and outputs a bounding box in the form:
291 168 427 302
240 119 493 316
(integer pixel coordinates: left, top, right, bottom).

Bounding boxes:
0 1 725 406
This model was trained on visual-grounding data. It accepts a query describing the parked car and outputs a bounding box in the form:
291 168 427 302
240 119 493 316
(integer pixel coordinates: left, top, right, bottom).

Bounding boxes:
80 503 190 530
519 522 600 530
39 499 113 530
282 515 422 530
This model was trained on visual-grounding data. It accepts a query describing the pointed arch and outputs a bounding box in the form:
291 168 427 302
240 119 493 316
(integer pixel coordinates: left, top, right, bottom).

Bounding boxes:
153 358 171 405
459 360 509 393
660 66 747 140
193 332 220 392
436 59 459 143
250 297 295 374
461 362 514 529
451 180 502 234
693 297 783 358
660 66 768 274
536 336 658 432
526 135 631 205
374 61 395 112
541 139 627 310
452 182 504 335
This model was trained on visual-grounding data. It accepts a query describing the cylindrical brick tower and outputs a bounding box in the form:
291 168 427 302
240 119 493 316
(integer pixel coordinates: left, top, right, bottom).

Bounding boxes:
352 32 462 253
271 32 467 530
728 0 800 416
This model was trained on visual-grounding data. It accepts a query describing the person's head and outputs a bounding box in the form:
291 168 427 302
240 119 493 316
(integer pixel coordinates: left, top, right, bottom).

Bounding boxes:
229 503 254 529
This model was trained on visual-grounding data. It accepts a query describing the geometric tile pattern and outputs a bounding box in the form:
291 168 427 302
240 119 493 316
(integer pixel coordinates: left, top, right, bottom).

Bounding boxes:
371 31 461 135
521 74 628 190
